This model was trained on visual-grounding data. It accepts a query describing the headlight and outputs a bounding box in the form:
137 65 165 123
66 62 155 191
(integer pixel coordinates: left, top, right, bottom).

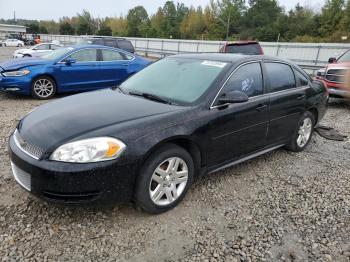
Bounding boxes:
2 69 30 77
316 68 326 77
50 137 126 163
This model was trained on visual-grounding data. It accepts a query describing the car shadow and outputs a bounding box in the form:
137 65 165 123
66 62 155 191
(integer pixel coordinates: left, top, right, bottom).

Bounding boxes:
328 97 350 109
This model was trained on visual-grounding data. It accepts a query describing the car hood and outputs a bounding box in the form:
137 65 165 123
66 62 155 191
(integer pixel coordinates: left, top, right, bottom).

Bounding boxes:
18 89 186 152
14 48 33 54
0 57 51 71
328 62 350 68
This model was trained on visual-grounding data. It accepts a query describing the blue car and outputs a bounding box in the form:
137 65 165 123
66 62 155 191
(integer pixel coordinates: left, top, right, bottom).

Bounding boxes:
0 45 151 99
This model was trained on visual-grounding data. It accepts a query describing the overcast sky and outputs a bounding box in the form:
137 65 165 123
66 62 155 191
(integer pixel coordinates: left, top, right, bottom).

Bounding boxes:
0 0 324 21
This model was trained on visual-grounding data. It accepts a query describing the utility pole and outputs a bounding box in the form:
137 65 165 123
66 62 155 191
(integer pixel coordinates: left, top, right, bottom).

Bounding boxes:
13 11 16 24
226 13 230 41
216 13 231 41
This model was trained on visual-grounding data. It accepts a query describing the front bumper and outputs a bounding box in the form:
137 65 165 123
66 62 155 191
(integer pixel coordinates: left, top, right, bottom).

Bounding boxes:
8 135 140 204
0 74 32 95
328 87 350 98
318 78 350 98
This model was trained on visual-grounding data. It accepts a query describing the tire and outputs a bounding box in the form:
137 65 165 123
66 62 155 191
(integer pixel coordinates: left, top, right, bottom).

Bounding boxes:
135 144 195 214
286 111 315 152
31 76 57 100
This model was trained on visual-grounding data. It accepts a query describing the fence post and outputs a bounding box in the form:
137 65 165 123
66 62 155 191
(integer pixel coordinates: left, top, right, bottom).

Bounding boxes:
161 40 164 57
276 44 280 56
146 39 149 57
177 41 180 53
196 41 200 53
315 45 321 65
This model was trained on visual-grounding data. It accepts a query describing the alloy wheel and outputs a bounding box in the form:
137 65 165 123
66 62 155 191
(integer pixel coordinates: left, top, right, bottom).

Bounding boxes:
149 157 188 206
297 117 312 147
33 78 54 98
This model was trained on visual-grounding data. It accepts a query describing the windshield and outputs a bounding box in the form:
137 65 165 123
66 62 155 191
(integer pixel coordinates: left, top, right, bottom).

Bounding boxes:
30 44 40 50
338 50 350 62
121 57 228 105
41 47 73 60
226 44 261 55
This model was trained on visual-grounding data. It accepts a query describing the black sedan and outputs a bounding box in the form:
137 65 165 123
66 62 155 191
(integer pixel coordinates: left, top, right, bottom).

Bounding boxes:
9 54 328 213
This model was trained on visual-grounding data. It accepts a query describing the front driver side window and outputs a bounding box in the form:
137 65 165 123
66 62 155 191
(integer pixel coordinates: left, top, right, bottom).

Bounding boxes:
68 49 97 62
221 62 263 97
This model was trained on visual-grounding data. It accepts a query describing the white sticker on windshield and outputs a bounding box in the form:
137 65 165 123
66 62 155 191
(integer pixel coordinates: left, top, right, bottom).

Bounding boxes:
201 61 227 68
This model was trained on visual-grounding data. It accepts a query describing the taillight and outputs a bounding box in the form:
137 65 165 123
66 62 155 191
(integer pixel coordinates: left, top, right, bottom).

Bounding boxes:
259 45 264 55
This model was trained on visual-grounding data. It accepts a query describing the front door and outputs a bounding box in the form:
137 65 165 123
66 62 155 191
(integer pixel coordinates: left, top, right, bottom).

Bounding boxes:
55 48 101 91
204 62 270 166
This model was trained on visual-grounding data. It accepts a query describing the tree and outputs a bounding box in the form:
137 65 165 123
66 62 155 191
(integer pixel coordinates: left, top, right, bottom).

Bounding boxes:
97 25 112 36
319 0 345 37
242 0 284 41
163 1 178 38
106 16 127 36
59 21 75 35
180 7 206 39
126 6 149 37
25 22 40 34
76 10 96 35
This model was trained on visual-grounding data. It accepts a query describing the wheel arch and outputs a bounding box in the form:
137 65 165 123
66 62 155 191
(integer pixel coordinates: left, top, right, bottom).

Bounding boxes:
32 74 58 89
143 136 203 177
307 107 319 125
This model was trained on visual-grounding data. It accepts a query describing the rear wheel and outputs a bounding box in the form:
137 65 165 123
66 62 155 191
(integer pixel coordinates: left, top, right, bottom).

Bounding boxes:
135 144 194 214
31 76 56 99
286 111 315 152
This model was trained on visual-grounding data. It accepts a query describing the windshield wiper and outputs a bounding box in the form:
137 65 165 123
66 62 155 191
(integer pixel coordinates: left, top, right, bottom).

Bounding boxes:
112 85 125 94
128 91 174 105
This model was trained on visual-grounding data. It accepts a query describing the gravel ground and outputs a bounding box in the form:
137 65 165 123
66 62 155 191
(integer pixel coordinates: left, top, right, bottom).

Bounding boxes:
0 47 350 261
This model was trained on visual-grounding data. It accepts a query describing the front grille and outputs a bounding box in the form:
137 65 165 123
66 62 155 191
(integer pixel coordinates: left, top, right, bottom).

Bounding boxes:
13 130 43 159
325 68 346 84
11 162 31 191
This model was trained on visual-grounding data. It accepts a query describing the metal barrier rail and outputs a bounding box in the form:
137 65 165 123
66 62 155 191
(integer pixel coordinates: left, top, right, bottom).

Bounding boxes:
3 33 349 74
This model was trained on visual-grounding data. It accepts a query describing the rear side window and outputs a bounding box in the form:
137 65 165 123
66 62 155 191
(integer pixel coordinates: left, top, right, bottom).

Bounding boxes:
226 44 261 55
117 40 135 53
265 62 295 92
221 62 263 97
294 69 309 87
101 49 124 61
50 44 61 50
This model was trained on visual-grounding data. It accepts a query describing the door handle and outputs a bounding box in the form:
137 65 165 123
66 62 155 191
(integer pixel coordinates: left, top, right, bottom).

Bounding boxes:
297 94 306 100
256 104 267 112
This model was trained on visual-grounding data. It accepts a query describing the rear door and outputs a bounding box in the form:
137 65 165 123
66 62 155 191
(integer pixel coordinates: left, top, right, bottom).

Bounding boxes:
264 61 307 145
55 48 102 91
98 48 132 86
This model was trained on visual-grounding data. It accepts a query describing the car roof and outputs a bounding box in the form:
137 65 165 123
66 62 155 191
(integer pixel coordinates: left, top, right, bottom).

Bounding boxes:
71 44 132 53
82 36 127 40
169 53 297 66
226 41 260 45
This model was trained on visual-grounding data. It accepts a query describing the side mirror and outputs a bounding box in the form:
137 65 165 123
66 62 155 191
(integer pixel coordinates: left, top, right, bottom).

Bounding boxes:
64 58 76 65
328 57 337 63
218 90 249 104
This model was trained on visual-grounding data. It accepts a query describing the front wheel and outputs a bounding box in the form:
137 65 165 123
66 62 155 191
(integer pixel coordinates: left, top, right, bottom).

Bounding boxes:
286 111 315 152
135 144 194 214
31 76 57 99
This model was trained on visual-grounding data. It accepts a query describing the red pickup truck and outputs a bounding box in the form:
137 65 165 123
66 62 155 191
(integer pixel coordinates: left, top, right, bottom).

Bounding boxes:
316 50 350 98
